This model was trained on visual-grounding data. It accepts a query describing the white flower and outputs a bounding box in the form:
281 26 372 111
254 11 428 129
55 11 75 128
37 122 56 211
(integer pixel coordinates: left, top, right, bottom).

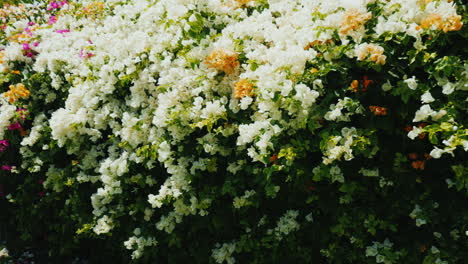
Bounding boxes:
239 96 253 110
381 80 392 91
212 242 236 264
404 76 418 90
93 215 114 234
0 247 9 257
421 91 435 104
413 104 434 122
442 82 455 95
233 190 256 209
407 126 423 140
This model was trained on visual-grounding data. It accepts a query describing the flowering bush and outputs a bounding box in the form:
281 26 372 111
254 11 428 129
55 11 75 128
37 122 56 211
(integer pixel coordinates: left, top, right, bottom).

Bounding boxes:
1 0 467 263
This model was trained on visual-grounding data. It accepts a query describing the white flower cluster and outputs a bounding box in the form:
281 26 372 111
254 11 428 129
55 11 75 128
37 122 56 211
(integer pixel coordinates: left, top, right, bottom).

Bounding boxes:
268 210 300 241
233 190 256 209
409 204 427 227
324 97 364 122
212 241 237 264
124 229 157 260
0 97 16 139
322 127 358 165
0 247 9 258
365 239 398 264
93 215 114 235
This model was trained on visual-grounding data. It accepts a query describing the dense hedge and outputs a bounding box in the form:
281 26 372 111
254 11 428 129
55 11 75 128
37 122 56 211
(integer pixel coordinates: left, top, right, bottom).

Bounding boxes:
0 0 467 263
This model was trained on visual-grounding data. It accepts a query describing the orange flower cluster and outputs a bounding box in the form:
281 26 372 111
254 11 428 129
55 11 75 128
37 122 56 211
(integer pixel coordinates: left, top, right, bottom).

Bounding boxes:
339 9 372 35
420 14 463 32
0 51 4 65
234 0 252 8
369 106 387 116
357 44 386 65
233 79 254 99
350 76 373 92
204 48 240 74
409 153 432 170
304 39 334 50
3 83 30 103
78 2 105 18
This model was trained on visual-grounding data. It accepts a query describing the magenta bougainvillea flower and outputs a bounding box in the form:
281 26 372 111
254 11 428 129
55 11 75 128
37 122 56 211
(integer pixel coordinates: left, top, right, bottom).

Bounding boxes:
0 140 9 152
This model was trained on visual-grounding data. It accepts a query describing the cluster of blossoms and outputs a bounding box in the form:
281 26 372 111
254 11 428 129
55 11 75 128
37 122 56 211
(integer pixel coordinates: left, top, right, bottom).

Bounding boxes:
0 0 466 263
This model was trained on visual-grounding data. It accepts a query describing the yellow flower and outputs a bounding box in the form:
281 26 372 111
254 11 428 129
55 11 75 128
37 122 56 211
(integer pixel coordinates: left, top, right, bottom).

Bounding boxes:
0 51 4 65
350 80 359 92
233 79 254 99
3 83 30 103
204 48 240 74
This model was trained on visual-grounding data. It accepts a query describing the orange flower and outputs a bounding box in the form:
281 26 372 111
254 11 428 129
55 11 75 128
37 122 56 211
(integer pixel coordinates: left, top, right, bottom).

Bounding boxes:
234 0 252 8
369 106 387 116
419 244 427 253
357 44 386 65
204 48 239 74
3 83 30 103
233 79 255 99
339 9 372 35
79 2 105 18
420 13 463 32
19 127 27 137
269 154 278 164
411 160 426 170
361 75 373 91
350 80 359 92
310 68 319 74
408 153 419 160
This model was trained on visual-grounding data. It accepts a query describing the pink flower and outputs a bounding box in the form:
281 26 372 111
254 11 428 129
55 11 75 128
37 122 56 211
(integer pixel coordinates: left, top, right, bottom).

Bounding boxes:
28 21 35 26
8 122 22 130
48 16 57 25
22 43 30 50
0 140 9 152
26 52 34 58
38 191 45 197
56 29 70 34
79 49 95 59
1 165 13 171
47 1 59 10
33 42 40 47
